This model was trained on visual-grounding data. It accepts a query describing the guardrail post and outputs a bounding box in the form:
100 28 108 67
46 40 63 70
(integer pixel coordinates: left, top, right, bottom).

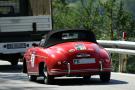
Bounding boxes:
119 54 128 72
118 32 128 72
123 54 128 72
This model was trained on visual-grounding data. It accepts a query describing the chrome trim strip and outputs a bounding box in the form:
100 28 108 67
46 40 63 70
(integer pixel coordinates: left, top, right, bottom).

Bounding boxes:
70 69 99 72
103 68 112 70
50 68 112 74
50 69 98 73
28 72 39 75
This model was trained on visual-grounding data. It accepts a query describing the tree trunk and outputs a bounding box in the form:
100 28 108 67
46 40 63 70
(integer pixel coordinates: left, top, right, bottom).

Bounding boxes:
28 0 51 15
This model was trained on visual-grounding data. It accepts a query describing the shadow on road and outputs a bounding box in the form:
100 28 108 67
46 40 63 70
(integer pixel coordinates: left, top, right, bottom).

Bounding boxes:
0 62 128 86
0 63 28 82
36 77 128 86
0 64 22 73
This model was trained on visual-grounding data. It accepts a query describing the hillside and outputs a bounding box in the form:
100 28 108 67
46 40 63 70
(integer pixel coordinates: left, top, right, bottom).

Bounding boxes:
66 0 135 18
123 0 135 18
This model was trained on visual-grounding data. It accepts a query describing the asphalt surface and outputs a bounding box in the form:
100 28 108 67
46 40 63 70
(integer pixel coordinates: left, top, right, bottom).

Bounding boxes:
0 60 135 90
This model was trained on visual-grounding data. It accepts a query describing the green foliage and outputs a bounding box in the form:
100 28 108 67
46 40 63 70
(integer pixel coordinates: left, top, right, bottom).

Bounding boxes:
111 53 119 72
126 55 135 73
52 0 80 29
52 0 135 40
124 0 135 18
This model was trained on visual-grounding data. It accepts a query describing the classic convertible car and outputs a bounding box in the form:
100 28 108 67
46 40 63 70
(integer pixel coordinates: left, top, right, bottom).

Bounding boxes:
23 29 112 84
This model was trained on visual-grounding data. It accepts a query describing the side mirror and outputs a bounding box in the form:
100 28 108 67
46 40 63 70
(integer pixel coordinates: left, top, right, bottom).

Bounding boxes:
32 43 38 47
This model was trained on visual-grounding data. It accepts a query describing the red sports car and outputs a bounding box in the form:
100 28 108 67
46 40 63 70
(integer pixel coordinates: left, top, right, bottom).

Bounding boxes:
23 29 112 84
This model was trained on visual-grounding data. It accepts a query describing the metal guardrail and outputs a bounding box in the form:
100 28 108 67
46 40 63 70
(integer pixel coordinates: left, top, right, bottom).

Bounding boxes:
97 40 135 72
97 40 135 55
105 48 135 55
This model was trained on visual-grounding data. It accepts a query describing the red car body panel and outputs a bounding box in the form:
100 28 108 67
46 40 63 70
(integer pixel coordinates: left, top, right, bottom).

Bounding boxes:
23 29 112 78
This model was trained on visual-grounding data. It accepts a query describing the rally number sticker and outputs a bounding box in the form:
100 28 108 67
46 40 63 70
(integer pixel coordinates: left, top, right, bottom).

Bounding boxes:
30 53 35 67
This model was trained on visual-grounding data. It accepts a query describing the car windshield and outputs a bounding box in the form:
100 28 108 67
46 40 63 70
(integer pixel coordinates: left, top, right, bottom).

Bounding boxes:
44 30 97 47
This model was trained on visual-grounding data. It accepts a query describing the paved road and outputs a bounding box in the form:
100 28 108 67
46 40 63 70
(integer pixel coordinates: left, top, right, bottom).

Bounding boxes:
0 60 135 90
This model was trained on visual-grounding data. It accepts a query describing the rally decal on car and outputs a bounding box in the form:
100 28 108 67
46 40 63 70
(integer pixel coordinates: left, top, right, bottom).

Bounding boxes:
75 44 86 50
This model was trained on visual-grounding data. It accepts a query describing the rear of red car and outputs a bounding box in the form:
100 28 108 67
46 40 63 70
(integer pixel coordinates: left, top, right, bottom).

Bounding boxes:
46 42 112 78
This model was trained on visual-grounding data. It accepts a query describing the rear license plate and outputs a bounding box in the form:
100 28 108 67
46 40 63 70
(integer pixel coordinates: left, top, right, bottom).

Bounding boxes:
6 43 27 49
73 58 95 64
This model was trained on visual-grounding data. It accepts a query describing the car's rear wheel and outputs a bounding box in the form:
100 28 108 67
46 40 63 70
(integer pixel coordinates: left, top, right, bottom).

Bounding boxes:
10 59 18 66
100 72 111 83
9 54 20 66
83 76 91 80
28 75 37 81
44 66 54 84
22 59 27 73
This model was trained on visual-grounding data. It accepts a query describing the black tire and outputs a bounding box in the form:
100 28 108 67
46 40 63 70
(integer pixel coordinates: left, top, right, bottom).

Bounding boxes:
83 76 91 80
10 54 20 66
100 72 111 83
10 59 18 66
44 74 54 84
44 66 54 84
23 59 27 73
28 75 37 81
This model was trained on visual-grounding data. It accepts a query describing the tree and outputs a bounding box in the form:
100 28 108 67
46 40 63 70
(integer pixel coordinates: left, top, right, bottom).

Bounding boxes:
116 0 133 40
52 0 134 40
52 0 80 29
